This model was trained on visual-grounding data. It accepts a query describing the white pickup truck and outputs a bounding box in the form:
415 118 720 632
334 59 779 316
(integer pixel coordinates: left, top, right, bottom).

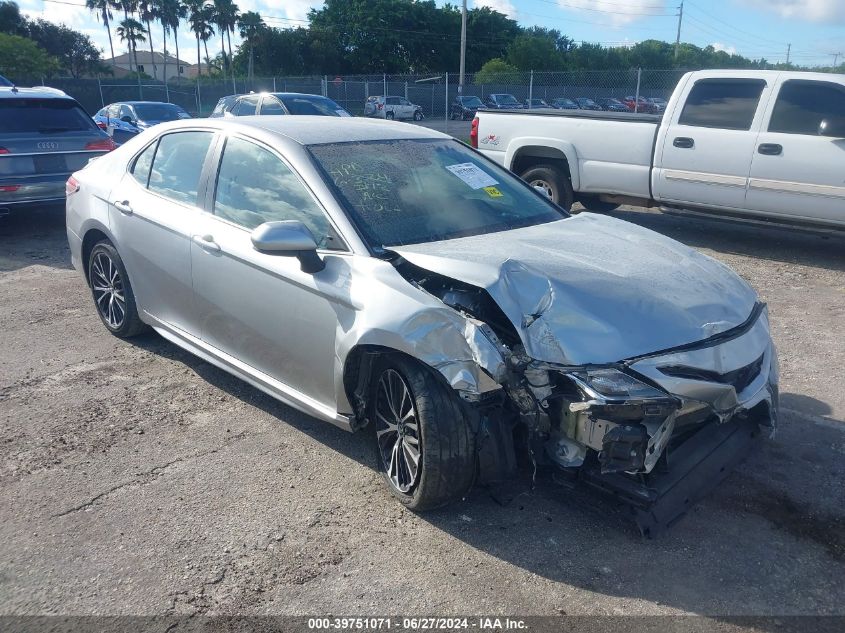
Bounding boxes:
472 70 845 229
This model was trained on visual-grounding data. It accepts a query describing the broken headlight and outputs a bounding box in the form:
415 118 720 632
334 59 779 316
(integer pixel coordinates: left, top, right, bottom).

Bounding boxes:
571 369 667 401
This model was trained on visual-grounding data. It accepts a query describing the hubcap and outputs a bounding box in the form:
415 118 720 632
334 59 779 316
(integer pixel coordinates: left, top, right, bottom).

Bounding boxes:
91 252 126 329
530 179 554 199
375 369 421 494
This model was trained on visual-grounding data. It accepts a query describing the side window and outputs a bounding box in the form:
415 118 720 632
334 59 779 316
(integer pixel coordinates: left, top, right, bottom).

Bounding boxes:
259 96 285 115
386 97 400 106
678 79 766 130
769 80 845 135
130 140 158 187
233 96 259 116
148 131 214 205
107 104 120 118
400 99 410 106
213 136 342 249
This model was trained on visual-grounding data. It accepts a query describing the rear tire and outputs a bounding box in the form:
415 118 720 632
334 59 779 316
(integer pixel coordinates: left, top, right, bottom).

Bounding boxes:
413 110 423 121
88 241 147 338
386 111 395 120
370 355 476 511
579 195 620 213
519 163 574 211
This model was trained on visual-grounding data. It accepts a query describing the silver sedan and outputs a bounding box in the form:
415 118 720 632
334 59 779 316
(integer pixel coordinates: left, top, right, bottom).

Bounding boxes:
66 117 778 534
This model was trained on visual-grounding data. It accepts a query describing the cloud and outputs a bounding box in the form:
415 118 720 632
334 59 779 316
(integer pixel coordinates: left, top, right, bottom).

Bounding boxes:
556 0 667 26
472 0 516 18
741 0 845 23
712 42 737 55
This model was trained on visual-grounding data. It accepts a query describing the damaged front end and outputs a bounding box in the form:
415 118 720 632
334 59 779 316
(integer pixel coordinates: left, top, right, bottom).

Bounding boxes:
392 254 779 536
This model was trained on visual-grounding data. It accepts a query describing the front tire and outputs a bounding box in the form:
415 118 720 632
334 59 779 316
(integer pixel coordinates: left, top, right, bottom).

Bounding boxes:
413 110 423 121
370 356 476 511
385 111 395 120
88 241 147 338
519 163 574 211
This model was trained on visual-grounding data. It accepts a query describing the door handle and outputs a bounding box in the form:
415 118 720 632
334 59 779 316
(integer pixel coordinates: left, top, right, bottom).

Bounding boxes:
191 234 221 253
113 200 133 215
758 143 783 156
673 137 695 149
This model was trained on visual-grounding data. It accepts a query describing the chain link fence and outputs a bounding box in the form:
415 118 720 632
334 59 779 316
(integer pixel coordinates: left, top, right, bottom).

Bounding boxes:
25 69 688 119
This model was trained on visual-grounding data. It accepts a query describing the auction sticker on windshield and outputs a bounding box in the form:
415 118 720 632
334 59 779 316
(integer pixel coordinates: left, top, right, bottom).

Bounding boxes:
445 163 498 189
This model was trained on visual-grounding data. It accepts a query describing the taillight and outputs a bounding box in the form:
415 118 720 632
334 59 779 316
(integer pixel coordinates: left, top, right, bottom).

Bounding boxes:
66 176 79 196
0 185 20 192
470 117 479 148
85 138 117 152
377 103 383 110
0 147 9 155
96 121 108 130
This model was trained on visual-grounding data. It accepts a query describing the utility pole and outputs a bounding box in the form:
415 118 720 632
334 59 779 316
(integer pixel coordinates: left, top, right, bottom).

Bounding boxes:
833 52 842 69
786 43 791 65
674 0 684 62
459 0 467 93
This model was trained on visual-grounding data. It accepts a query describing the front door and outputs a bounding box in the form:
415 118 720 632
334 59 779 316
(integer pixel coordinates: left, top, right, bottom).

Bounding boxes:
108 130 215 334
746 78 845 226
190 133 352 410
653 77 772 211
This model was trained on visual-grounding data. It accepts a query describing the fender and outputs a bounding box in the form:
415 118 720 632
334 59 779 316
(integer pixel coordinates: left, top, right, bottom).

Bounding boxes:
504 136 581 191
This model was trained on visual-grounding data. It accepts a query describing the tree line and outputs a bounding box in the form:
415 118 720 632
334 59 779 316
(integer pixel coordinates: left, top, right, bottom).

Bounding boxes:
1 0 841 82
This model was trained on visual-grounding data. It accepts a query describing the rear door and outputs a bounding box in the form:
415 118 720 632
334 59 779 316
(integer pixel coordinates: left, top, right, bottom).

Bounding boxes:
259 95 286 116
653 76 773 211
746 78 845 226
385 96 400 118
108 130 216 334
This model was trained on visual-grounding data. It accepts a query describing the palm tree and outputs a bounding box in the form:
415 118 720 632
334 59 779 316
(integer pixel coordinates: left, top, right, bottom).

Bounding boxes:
212 0 237 79
187 0 215 77
116 17 146 76
85 0 117 69
223 1 239 76
137 0 158 79
157 0 185 83
237 11 263 84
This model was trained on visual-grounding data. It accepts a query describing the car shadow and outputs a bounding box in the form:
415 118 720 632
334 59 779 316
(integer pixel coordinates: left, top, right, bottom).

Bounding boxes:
604 207 845 273
0 205 74 272
132 329 845 619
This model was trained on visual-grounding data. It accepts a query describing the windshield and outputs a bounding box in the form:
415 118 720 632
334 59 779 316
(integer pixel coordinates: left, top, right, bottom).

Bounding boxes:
579 98 596 105
556 99 575 105
133 103 188 121
0 99 96 133
494 94 518 105
461 96 483 107
308 139 565 247
279 95 349 116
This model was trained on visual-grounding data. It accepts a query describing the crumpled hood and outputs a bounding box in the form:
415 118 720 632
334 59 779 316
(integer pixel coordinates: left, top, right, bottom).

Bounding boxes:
392 213 758 365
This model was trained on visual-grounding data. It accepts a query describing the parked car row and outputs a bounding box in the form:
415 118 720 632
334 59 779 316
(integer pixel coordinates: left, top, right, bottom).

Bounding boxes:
449 93 668 118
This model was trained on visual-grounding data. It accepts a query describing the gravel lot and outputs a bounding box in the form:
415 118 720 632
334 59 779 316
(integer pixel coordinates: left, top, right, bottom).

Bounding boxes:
1 204 843 619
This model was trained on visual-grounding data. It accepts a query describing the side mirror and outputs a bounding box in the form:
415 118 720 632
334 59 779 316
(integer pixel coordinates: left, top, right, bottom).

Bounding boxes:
250 220 325 273
818 118 845 138
120 115 135 124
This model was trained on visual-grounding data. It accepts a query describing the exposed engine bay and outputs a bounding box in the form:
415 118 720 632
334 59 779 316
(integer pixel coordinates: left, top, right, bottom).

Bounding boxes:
390 254 779 536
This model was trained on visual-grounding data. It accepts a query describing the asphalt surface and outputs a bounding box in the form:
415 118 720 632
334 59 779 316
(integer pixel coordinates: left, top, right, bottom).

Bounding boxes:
0 205 844 619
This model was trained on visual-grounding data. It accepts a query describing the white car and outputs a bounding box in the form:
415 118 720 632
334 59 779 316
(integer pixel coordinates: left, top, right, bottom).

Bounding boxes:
474 70 845 229
364 95 424 121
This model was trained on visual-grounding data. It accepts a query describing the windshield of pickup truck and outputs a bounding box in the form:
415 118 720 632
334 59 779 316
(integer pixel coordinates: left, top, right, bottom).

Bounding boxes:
309 139 565 247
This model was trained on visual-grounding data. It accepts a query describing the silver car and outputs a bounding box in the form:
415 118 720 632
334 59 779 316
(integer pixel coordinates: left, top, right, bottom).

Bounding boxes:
66 117 778 534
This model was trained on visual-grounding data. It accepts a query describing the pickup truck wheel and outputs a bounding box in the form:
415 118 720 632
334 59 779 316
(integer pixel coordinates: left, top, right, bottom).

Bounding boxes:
370 355 476 511
520 164 574 211
579 195 620 213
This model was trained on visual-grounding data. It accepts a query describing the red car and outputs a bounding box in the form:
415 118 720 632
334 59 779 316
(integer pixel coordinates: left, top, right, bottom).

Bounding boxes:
622 96 659 114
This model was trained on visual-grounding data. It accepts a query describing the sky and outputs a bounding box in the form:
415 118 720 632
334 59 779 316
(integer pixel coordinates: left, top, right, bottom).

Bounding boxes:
15 0 845 68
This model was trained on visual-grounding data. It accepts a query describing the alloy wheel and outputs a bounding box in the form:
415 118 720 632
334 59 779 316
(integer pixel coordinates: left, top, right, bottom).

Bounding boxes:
530 179 554 199
91 251 126 329
375 368 422 493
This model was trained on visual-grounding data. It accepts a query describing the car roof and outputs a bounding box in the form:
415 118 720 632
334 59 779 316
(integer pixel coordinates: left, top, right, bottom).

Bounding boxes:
0 86 72 100
122 101 185 106
158 116 449 145
265 92 334 99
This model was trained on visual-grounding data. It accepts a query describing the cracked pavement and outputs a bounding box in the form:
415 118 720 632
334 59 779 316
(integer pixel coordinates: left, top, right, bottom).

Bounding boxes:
0 206 844 618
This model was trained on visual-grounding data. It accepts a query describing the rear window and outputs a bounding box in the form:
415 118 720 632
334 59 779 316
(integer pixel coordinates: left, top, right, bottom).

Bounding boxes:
0 98 97 134
279 96 347 116
133 103 189 121
679 79 766 130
